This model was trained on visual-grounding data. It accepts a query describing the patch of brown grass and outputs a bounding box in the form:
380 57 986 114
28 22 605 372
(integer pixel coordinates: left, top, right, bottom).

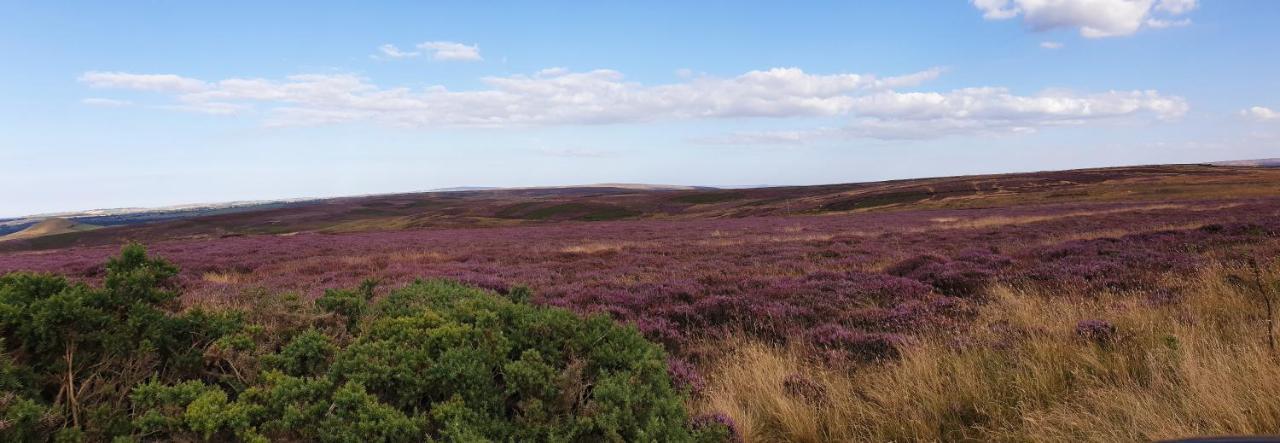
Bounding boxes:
923 203 1190 231
560 241 630 254
697 264 1280 442
202 271 246 285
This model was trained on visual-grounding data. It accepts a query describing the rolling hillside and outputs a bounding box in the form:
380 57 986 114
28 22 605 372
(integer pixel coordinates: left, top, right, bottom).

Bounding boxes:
0 218 100 242
1 163 1277 252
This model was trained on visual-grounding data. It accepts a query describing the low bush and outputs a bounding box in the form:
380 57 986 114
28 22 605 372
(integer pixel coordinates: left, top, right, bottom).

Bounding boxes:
0 245 727 442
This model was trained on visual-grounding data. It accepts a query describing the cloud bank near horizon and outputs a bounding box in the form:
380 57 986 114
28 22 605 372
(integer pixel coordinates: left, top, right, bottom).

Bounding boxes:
78 66 1186 142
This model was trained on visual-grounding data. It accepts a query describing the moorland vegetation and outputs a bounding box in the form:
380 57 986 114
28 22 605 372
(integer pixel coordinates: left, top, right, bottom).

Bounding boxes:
2 165 1280 442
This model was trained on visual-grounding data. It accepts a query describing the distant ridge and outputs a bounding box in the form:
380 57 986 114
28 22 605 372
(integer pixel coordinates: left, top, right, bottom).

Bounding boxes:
431 183 710 192
3 163 1279 253
428 186 502 192
1211 158 1280 167
2 184 711 222
0 218 100 242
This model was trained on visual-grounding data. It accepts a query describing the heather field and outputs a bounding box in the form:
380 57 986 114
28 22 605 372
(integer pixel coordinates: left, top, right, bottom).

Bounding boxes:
3 166 1280 441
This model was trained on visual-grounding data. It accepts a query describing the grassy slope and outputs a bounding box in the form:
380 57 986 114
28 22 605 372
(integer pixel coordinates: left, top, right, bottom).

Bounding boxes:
3 164 1277 252
700 264 1280 442
0 218 100 242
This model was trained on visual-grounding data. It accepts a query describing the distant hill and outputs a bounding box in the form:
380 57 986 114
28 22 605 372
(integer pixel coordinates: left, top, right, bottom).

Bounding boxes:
0 199 313 234
0 218 100 242
4 163 1280 253
1211 158 1280 167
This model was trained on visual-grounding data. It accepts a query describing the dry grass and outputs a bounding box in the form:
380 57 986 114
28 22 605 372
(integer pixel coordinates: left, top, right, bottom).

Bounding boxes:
201 271 246 284
383 250 450 262
697 264 1280 442
560 241 630 254
922 204 1190 231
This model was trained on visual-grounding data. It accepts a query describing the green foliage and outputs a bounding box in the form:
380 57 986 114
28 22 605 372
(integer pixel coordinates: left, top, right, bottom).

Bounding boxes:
506 285 532 304
315 288 368 331
0 245 724 441
0 348 59 441
136 280 714 441
262 329 336 377
0 244 246 441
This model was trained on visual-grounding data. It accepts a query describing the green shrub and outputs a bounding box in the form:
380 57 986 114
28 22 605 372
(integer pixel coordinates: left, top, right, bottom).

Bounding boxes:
139 280 721 441
0 244 246 441
0 245 727 442
261 328 336 377
315 288 368 331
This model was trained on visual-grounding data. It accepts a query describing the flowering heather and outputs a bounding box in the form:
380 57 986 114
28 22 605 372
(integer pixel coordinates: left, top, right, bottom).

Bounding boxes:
2 196 1279 360
668 356 708 394
1075 319 1118 344
782 373 827 403
691 412 740 443
807 324 903 362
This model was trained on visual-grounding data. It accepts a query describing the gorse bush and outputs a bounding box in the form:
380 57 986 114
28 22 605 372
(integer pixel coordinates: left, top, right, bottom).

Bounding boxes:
0 244 244 440
0 244 727 442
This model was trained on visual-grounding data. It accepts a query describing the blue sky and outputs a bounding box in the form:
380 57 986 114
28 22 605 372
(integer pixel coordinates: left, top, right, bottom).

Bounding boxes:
1 0 1278 216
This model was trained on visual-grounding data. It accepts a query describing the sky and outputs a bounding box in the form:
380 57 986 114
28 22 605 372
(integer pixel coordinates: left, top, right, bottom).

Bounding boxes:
1 0 1279 217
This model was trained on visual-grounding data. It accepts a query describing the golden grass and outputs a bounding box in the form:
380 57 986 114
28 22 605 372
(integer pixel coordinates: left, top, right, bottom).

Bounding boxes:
560 241 630 254
201 271 246 284
697 265 1280 442
382 250 450 263
922 204 1190 231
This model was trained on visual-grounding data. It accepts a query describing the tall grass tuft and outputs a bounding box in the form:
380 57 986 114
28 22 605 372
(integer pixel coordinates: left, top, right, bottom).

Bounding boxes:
698 264 1280 442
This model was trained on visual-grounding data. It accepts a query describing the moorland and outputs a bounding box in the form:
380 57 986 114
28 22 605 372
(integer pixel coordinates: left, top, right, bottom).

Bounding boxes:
1 163 1279 441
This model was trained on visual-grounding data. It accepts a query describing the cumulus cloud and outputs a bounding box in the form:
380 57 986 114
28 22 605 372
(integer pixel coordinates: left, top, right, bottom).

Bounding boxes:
79 67 941 126
81 97 133 107
79 71 207 92
1241 106 1280 121
417 41 483 61
849 88 1187 121
1154 0 1198 14
1040 41 1064 49
1145 17 1191 28
77 66 1185 140
375 44 420 59
972 0 1198 38
372 41 481 61
703 88 1188 143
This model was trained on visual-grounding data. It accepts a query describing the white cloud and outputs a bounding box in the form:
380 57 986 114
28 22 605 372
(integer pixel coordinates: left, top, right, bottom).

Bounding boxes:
81 67 942 127
869 67 946 89
81 97 133 107
972 0 1198 38
375 44 420 59
1040 41 1065 49
417 41 483 61
849 88 1187 121
973 0 1022 19
702 88 1188 143
1145 17 1191 28
79 71 207 92
1241 106 1280 121
1154 0 1198 15
78 66 1185 141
